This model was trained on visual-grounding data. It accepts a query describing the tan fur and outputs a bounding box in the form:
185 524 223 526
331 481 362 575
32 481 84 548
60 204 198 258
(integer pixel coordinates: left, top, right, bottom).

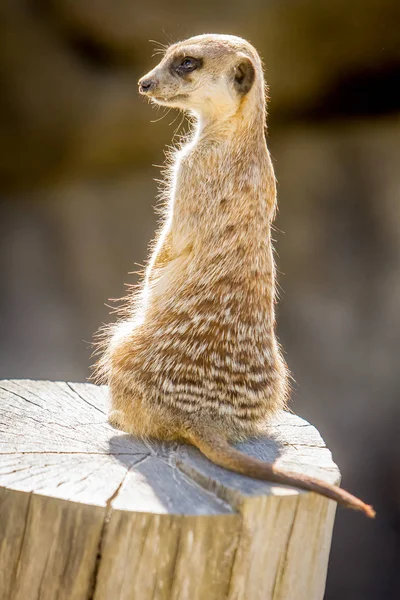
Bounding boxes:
95 34 375 518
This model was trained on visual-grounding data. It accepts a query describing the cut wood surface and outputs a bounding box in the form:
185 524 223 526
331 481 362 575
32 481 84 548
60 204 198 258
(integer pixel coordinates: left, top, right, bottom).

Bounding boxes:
0 379 340 600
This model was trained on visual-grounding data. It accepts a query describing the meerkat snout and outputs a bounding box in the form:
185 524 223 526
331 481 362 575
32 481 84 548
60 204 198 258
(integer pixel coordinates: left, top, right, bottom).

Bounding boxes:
138 77 156 94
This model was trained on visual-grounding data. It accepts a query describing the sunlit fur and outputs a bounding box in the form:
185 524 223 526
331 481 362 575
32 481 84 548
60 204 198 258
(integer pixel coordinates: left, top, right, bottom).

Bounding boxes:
93 34 376 518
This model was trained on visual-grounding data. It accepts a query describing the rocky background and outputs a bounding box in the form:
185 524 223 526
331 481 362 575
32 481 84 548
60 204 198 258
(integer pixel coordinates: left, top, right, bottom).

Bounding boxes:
1 1 399 598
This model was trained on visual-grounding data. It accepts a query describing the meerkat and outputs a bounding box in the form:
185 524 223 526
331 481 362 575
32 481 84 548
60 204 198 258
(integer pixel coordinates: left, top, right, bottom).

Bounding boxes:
96 34 375 518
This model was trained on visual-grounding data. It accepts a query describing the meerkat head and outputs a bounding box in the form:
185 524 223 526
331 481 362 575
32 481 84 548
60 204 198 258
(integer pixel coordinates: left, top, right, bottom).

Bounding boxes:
138 34 264 123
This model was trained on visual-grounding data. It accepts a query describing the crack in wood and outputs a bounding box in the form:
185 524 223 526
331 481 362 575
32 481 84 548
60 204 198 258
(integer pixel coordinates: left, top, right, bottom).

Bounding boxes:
88 455 150 600
65 382 106 416
271 496 301 599
0 382 53 409
36 530 55 600
0 385 45 410
88 479 128 600
175 454 244 512
10 491 32 598
165 450 235 513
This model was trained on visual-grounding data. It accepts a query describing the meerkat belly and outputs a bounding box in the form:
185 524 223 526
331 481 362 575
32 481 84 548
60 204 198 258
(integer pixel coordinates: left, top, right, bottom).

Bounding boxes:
128 269 280 425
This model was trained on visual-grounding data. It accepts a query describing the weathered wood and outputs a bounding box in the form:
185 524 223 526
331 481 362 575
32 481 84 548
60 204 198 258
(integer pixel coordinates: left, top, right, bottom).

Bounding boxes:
0 379 340 600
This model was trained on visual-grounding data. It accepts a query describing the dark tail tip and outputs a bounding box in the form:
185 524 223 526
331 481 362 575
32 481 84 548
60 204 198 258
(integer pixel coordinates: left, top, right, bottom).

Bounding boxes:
363 504 376 519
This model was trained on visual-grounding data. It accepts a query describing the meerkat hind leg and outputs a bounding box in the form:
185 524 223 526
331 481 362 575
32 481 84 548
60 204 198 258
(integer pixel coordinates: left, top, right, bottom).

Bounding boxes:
108 409 127 430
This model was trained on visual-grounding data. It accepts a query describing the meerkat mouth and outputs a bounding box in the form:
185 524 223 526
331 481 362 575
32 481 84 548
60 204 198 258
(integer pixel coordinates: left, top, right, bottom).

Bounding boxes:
152 93 189 104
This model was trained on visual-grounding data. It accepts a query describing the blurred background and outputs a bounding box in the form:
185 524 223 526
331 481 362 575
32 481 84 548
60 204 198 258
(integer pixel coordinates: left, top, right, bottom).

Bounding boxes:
1 1 399 597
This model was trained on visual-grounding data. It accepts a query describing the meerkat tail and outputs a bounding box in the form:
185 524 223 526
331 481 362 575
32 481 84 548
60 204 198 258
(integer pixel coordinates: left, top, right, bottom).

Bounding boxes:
187 429 376 519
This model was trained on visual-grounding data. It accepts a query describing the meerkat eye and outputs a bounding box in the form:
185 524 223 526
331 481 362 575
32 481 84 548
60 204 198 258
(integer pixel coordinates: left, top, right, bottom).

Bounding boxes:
181 58 197 70
175 57 202 74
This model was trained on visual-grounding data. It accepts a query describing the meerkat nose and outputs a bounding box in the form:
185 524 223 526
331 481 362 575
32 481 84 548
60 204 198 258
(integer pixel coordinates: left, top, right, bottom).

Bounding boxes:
138 78 156 94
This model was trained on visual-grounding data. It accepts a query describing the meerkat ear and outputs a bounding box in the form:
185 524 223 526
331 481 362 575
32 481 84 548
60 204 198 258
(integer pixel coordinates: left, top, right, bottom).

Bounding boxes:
233 56 255 95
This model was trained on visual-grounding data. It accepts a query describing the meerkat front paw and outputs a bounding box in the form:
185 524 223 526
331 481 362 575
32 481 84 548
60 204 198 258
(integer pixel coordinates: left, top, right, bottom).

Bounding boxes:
108 409 126 430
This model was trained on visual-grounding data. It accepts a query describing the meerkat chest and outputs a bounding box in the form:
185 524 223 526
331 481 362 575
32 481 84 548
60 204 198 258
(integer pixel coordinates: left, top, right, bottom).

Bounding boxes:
170 142 242 253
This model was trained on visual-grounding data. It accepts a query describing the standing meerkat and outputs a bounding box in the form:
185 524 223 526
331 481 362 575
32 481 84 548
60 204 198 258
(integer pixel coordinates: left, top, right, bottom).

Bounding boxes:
96 34 375 518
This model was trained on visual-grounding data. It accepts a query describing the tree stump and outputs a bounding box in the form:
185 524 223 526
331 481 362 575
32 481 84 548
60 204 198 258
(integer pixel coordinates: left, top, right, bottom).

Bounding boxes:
0 379 340 600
